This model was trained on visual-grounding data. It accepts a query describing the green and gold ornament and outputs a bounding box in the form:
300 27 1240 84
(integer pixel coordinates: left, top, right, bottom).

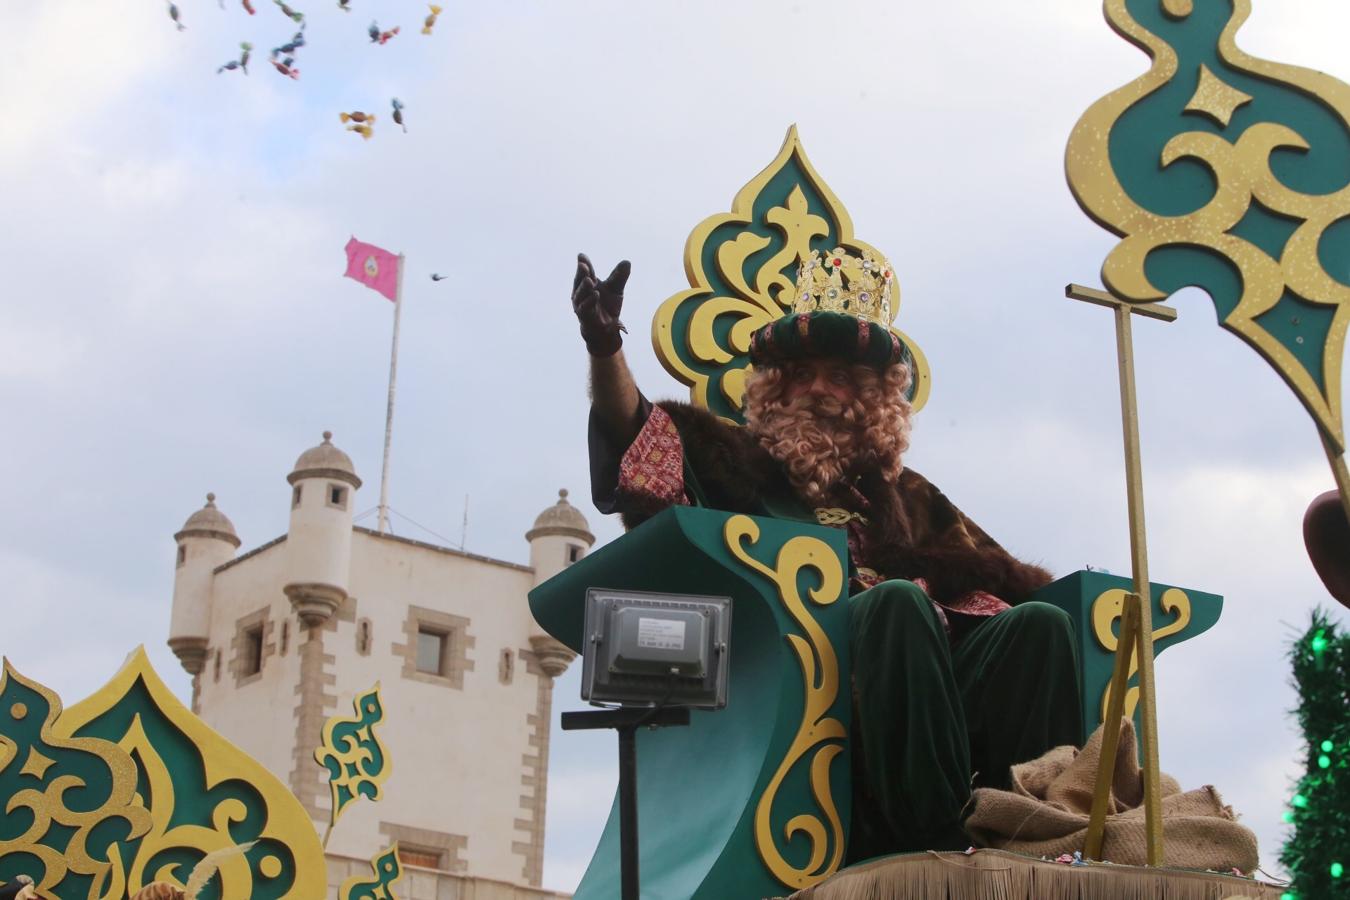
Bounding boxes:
653 125 931 424
1065 0 1350 515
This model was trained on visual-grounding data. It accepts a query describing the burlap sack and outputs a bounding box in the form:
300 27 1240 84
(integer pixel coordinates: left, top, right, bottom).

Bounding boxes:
965 718 1258 871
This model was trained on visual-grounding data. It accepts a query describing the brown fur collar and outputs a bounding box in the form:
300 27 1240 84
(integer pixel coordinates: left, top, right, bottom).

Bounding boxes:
642 401 1051 604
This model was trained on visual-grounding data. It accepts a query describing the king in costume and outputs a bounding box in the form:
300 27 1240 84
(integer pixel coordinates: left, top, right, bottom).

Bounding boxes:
574 247 1084 860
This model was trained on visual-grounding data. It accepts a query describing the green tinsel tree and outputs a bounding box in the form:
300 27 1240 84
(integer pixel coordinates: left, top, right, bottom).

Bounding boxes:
1280 609 1349 899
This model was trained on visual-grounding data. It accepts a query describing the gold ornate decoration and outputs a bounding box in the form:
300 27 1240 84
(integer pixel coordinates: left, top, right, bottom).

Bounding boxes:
724 515 847 890
314 683 391 846
812 507 868 528
0 660 151 898
54 647 328 899
339 842 403 900
1091 587 1193 723
1065 0 1350 456
653 125 930 424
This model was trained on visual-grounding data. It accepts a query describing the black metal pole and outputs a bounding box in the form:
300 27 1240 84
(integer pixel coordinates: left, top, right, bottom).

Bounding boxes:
617 724 639 900
560 706 689 900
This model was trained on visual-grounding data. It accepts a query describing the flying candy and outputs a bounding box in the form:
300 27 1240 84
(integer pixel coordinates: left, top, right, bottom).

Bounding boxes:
217 42 253 75
391 98 407 132
430 273 448 281
339 111 375 124
272 29 305 58
337 0 351 9
346 123 374 141
368 21 400 44
271 55 300 79
422 4 442 35
167 2 185 31
273 0 305 25
242 0 256 14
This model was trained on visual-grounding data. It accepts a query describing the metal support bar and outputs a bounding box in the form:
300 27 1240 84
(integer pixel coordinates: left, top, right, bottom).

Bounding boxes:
561 707 691 899
1084 591 1141 859
1067 283 1173 866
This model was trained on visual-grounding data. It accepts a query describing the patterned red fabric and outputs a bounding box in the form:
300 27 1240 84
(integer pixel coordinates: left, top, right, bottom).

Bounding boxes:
617 405 688 511
943 590 1012 618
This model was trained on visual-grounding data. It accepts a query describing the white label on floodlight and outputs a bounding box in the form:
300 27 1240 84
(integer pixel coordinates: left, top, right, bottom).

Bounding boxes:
637 617 686 650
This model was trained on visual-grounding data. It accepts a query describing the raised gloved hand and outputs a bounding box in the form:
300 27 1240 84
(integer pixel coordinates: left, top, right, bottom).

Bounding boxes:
572 252 631 357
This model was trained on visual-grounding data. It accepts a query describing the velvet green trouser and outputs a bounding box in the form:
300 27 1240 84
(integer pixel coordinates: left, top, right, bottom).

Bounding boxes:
846 580 1083 863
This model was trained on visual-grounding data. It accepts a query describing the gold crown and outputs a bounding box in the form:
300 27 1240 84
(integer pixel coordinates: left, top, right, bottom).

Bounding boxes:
793 247 894 324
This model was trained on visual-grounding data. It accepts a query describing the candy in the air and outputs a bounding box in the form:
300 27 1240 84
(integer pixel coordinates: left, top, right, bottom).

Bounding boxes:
273 0 305 24
272 28 305 58
368 21 400 44
217 42 253 75
167 2 186 31
339 111 375 123
242 0 256 14
422 4 442 35
391 97 407 132
346 123 374 140
271 55 300 79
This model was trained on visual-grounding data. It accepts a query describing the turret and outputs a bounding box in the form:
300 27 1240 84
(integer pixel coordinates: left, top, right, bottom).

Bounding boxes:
283 431 361 627
169 493 240 674
525 489 593 675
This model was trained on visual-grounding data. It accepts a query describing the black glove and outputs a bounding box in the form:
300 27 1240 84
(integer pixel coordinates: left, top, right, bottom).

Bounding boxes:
572 252 631 357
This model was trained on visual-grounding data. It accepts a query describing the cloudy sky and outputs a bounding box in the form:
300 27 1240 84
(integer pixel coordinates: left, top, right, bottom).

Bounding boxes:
5 0 1349 892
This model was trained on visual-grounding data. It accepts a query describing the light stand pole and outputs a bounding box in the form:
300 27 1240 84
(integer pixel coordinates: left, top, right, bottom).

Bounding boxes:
562 707 691 900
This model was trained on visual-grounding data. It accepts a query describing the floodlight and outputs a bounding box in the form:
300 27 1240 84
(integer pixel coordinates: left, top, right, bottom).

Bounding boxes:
580 587 731 709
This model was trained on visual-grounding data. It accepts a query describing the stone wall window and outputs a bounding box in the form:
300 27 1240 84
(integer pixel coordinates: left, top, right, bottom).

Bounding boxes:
379 822 467 874
176 545 187 568
292 485 303 508
566 543 583 566
279 619 290 656
213 649 221 683
356 618 373 656
231 607 274 687
499 648 514 684
416 628 446 675
397 846 443 870
242 626 264 676
327 483 348 510
393 606 474 689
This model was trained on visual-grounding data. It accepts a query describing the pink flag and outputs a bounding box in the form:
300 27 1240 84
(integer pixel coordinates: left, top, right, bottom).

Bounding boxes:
343 236 400 302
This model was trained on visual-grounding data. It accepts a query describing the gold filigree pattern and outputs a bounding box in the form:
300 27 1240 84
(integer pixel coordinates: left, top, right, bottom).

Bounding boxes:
1065 0 1350 453
0 660 151 898
724 515 846 890
653 126 930 423
315 683 390 844
1092 588 1192 724
339 842 403 900
55 647 327 899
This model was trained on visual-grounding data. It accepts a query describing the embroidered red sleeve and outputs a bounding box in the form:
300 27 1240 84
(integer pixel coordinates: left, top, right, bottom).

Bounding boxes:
941 590 1012 618
617 405 688 512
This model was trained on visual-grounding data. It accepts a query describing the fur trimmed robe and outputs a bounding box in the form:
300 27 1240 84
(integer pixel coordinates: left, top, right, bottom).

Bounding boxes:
629 401 1053 606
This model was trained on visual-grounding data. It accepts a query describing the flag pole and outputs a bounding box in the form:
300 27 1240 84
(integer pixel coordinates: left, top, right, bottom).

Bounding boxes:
377 253 404 533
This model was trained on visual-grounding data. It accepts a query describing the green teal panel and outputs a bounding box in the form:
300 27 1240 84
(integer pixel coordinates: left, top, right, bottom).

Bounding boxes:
72 678 300 900
530 507 851 900
0 674 135 893
1034 570 1223 753
1108 0 1350 398
671 161 845 425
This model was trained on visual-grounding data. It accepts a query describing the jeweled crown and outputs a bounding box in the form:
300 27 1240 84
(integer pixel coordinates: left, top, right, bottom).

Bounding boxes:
793 247 894 324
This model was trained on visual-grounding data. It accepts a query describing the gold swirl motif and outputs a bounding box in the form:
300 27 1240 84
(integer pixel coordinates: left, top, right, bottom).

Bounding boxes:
653 125 930 422
1065 0 1350 452
724 515 847 890
1092 588 1192 724
55 647 328 899
315 683 391 844
0 661 151 899
339 841 404 900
